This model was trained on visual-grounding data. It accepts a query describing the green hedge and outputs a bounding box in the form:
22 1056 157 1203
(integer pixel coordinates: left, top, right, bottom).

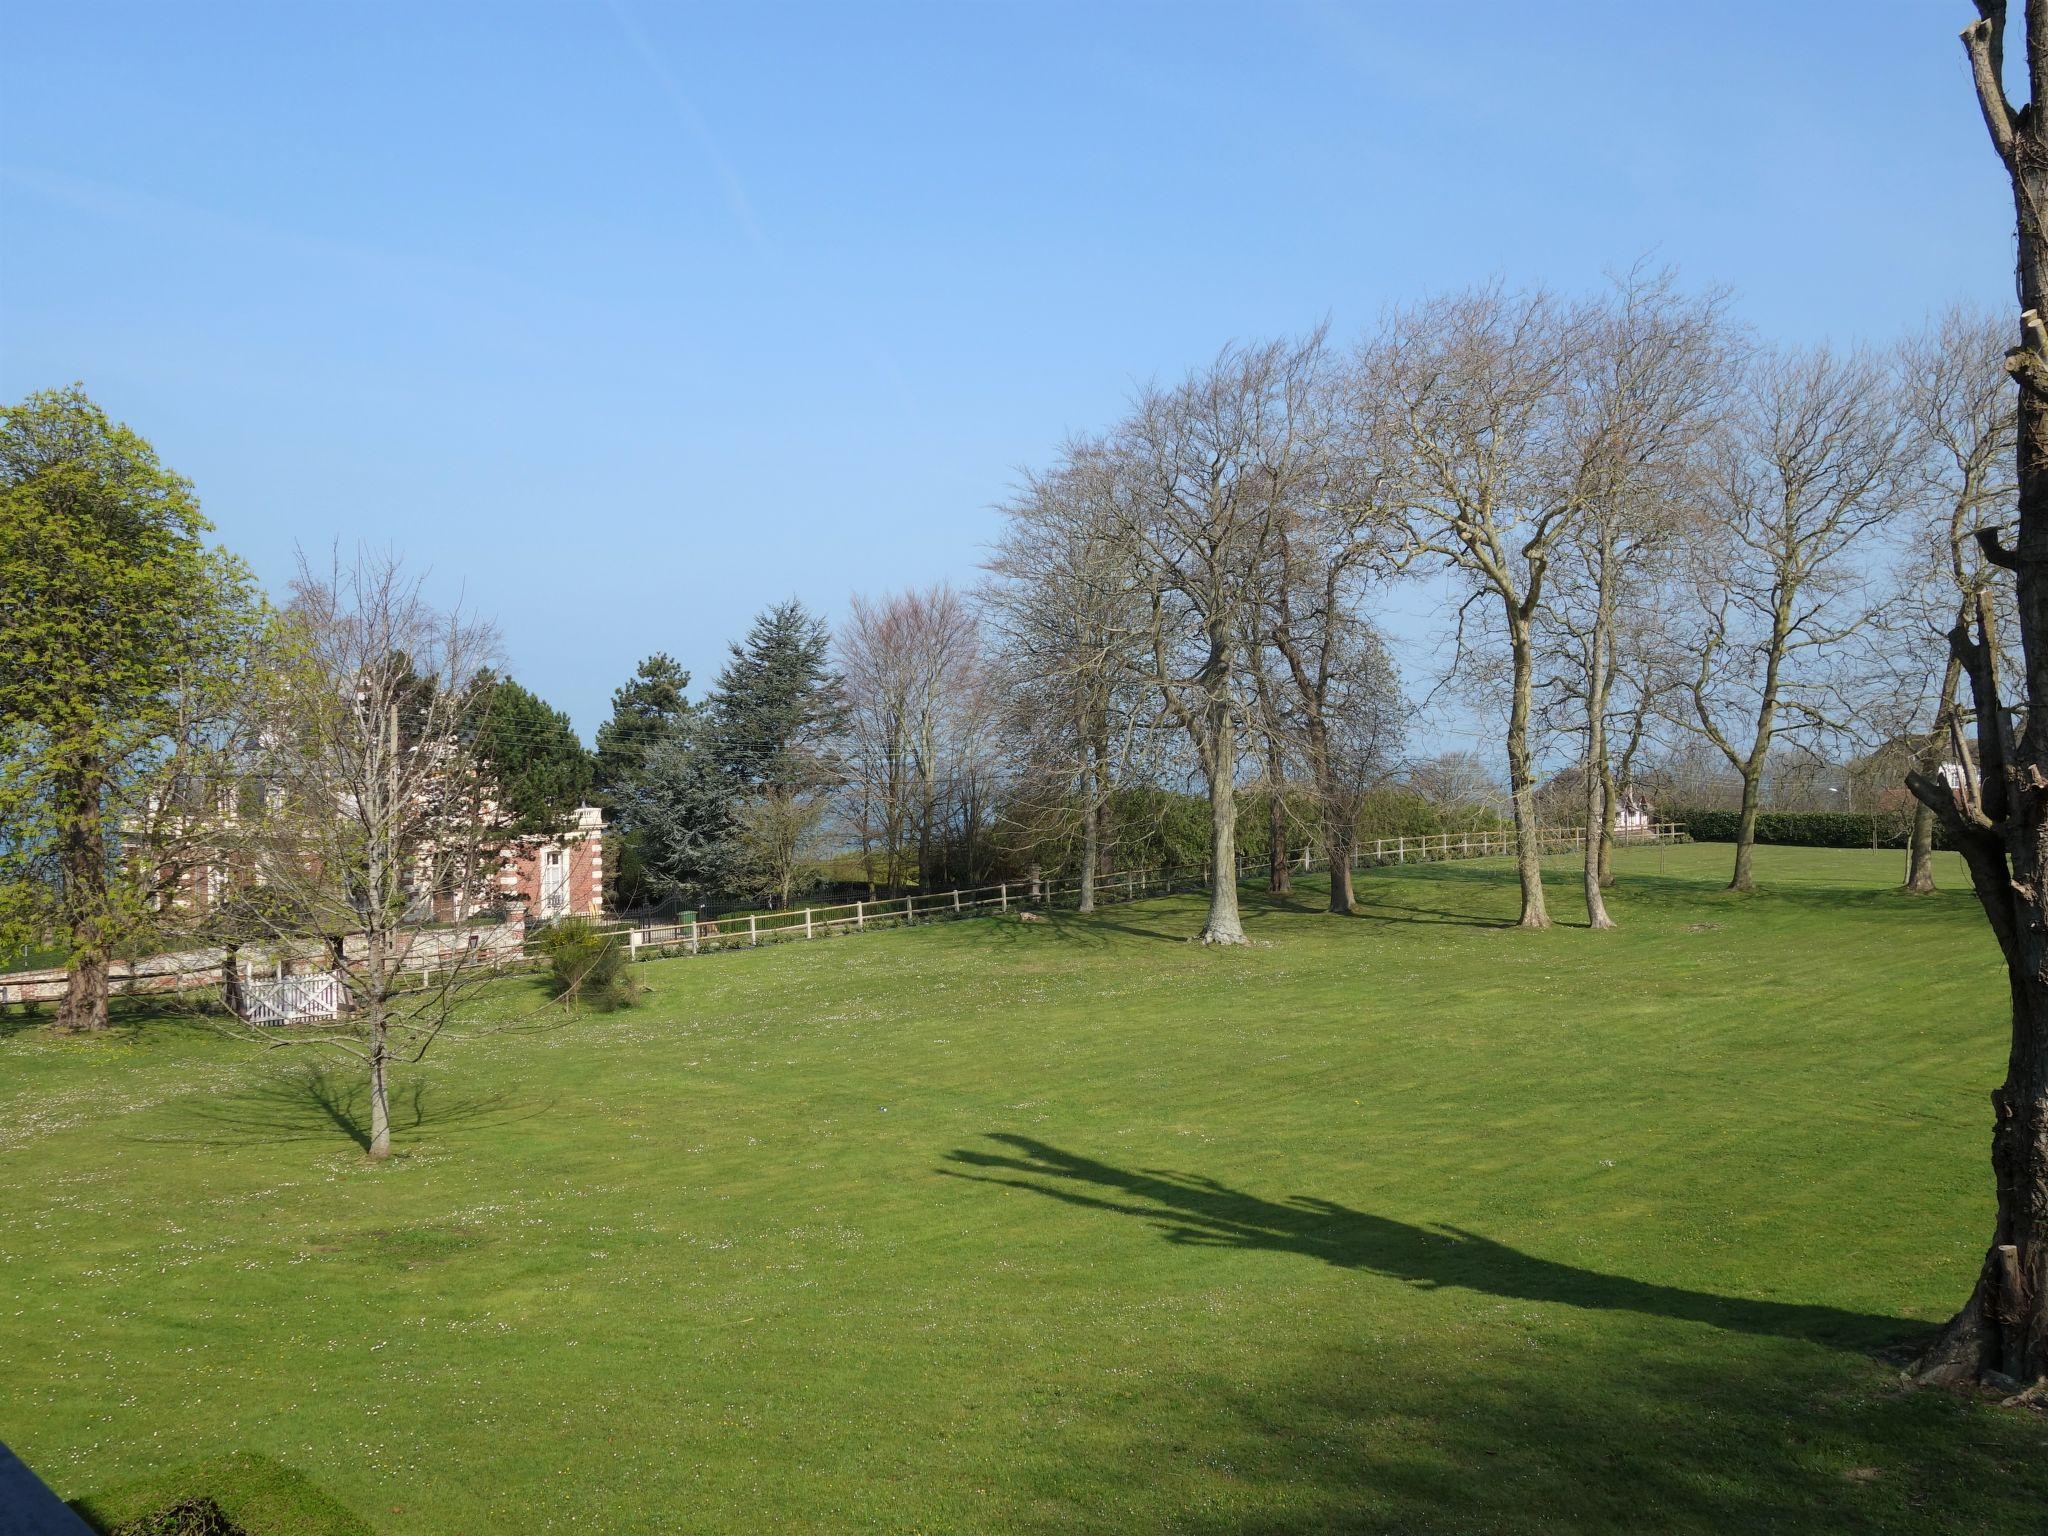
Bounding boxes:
1670 807 1943 850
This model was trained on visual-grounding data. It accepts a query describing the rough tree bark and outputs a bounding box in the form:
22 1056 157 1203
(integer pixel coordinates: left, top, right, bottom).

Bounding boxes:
1505 610 1552 929
1201 675 1247 945
1077 745 1103 915
1264 721 1292 897
54 765 111 1032
1907 623 1966 895
1899 0 2048 1387
1582 653 1617 930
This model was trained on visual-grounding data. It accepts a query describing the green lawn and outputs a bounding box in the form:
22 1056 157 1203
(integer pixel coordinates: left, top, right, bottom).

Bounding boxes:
3 844 2044 1534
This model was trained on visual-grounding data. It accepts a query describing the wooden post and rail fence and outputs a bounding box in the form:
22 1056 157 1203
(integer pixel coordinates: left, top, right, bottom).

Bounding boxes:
0 823 1687 1012
607 822 1688 962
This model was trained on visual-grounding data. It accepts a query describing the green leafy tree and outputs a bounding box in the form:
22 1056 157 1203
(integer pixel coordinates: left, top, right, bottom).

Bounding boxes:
593 654 694 908
593 653 692 801
706 601 843 903
706 600 842 790
468 673 594 834
0 386 264 1030
620 720 736 905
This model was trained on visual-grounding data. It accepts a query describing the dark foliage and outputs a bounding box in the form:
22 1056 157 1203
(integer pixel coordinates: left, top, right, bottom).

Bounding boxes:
467 674 594 834
705 599 842 792
592 653 692 803
1672 807 1945 850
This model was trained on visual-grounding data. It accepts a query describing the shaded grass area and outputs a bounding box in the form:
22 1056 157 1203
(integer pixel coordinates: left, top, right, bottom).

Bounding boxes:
75 1454 372 1535
1 845 2043 1533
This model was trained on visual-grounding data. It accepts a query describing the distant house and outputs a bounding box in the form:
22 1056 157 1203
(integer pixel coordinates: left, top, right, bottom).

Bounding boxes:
140 789 608 925
1614 788 1654 836
493 805 606 921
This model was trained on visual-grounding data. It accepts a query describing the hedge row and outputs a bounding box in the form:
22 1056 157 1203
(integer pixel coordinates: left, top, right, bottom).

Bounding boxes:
1669 807 1945 850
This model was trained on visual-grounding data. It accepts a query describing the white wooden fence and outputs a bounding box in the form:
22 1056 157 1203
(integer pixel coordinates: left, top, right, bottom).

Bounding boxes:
234 971 347 1025
611 823 1685 961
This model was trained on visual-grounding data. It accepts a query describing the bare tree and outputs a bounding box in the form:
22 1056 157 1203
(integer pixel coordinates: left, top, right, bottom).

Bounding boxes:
1893 0 2048 1388
1371 286 1591 928
225 550 502 1160
983 443 1157 912
1404 751 1504 830
1256 412 1407 912
1113 335 1326 944
1894 306 2017 893
838 586 988 895
1542 270 1734 926
733 788 834 909
1677 345 1906 891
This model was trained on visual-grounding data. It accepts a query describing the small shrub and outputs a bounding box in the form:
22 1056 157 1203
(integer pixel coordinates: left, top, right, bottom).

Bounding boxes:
533 919 638 1013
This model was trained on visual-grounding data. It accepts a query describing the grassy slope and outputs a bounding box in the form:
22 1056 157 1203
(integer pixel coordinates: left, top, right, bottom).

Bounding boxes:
2 844 2044 1535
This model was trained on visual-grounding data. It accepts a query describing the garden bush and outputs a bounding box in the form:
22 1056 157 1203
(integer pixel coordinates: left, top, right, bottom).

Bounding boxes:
1669 807 1944 850
533 918 638 1012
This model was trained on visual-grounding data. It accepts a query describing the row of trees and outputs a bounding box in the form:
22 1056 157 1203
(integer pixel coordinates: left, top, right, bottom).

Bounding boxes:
968 276 2015 944
2 288 2018 1014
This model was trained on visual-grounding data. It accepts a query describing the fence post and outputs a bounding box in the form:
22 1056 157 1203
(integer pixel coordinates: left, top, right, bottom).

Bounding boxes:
805 908 814 939
689 916 699 955
1000 884 1008 910
906 894 915 923
953 888 962 913
749 913 758 947
856 900 865 930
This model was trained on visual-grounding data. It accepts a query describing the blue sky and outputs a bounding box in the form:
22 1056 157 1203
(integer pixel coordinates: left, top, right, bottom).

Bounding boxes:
0 2 2015 744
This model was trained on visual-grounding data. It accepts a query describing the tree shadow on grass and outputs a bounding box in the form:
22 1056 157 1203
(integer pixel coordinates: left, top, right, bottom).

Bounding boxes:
136 1062 553 1151
942 1134 1922 1356
1044 1323 2048 1535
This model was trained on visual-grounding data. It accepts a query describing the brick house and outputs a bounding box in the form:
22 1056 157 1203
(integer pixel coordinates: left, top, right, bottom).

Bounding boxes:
493 805 606 920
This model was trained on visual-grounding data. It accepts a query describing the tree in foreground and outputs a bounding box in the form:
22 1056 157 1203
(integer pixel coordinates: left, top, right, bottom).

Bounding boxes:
1896 0 2048 1388
0 386 263 1030
1893 308 2016 894
227 550 500 1160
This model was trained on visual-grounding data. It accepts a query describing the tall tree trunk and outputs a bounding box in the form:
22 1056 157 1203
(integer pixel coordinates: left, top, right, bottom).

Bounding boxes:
1200 691 1247 945
1324 810 1356 914
1905 5 2048 1387
221 942 244 1019
1505 621 1551 929
1267 742 1291 897
1583 767 1615 932
1078 792 1099 916
55 765 111 1032
1597 756 1619 889
368 1018 391 1160
1730 767 1763 894
1583 603 1617 930
1730 605 1790 895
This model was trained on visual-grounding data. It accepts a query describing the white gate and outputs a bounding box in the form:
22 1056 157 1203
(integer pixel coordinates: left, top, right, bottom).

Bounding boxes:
235 971 346 1025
